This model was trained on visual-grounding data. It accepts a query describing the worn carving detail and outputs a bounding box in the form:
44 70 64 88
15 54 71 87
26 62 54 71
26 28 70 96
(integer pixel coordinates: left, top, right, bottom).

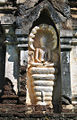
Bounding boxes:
49 0 70 18
17 0 39 7
27 24 59 106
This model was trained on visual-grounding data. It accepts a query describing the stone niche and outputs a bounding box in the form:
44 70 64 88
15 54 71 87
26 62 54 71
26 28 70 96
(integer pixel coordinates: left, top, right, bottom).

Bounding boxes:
18 4 63 112
15 0 70 113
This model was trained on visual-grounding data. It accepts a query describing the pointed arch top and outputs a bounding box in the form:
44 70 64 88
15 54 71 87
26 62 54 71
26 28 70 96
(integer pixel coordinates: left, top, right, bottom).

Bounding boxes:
16 0 62 35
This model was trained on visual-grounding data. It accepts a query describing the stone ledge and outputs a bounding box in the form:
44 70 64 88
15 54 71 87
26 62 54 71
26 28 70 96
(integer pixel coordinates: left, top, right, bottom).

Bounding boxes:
0 104 77 119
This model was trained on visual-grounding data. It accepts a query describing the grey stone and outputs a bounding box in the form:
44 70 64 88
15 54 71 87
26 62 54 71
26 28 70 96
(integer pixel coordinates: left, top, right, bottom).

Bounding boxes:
61 51 72 104
49 0 70 18
20 50 28 66
5 45 19 94
60 30 73 37
17 0 39 8
1 15 15 25
17 44 28 48
16 0 62 35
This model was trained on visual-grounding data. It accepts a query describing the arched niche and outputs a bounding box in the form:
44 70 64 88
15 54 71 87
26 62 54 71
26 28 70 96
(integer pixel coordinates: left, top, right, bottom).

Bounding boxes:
30 8 59 38
26 8 62 113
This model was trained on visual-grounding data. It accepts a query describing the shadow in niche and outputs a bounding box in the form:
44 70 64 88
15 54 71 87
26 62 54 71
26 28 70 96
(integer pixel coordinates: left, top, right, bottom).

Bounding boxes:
30 9 59 36
62 95 72 105
29 8 59 48
8 0 16 6
0 46 5 98
30 9 55 29
27 8 62 113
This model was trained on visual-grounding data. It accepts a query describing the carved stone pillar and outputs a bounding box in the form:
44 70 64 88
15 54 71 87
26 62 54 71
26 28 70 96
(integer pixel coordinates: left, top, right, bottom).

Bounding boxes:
60 31 72 105
5 44 19 94
15 29 28 104
61 49 72 104
3 24 19 103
